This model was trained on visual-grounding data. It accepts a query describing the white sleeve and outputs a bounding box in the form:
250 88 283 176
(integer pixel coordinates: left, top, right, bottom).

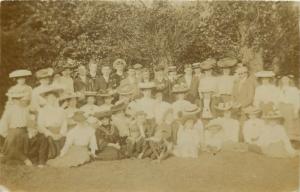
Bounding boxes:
60 130 74 157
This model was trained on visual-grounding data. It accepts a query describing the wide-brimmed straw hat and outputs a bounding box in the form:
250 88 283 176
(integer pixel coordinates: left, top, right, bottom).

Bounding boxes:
243 106 261 115
117 84 134 95
214 102 233 111
111 102 127 113
97 89 115 97
255 71 275 78
172 83 189 93
138 82 156 90
59 92 79 102
9 69 32 78
262 109 282 119
72 111 88 123
168 66 177 72
180 104 201 122
35 68 54 79
133 63 143 70
192 62 201 69
205 122 223 131
94 110 112 119
39 85 64 97
217 58 238 68
84 91 97 97
200 58 216 70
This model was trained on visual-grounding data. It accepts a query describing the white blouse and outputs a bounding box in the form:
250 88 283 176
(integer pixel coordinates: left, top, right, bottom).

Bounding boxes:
209 117 240 143
278 86 300 113
198 75 217 94
254 84 280 106
243 118 265 144
60 125 97 156
38 105 68 137
154 101 171 124
216 75 235 95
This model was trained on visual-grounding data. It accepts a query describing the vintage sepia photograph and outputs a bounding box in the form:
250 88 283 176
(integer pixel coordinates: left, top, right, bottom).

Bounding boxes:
0 0 300 192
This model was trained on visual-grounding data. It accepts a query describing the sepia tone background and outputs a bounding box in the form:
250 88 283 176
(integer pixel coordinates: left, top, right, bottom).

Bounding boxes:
1 1 300 111
0 1 300 192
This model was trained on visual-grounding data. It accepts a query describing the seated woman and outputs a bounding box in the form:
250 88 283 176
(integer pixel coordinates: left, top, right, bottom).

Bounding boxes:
173 105 201 158
203 123 224 154
258 109 298 158
59 92 80 130
242 106 265 146
31 86 67 168
94 110 123 160
138 129 172 162
47 111 97 167
126 111 156 158
0 87 32 166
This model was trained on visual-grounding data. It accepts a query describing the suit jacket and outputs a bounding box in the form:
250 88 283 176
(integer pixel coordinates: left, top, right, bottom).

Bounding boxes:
178 75 200 103
232 75 256 108
95 75 118 91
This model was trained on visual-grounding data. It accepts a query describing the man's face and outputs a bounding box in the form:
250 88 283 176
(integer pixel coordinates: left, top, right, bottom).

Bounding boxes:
102 66 111 76
142 71 150 80
128 69 136 77
78 66 86 76
184 67 193 75
16 78 26 85
222 68 231 75
62 69 71 77
89 63 98 76
87 96 95 104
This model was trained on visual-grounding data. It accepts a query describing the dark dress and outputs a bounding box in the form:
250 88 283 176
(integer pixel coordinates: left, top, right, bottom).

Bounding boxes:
95 125 124 160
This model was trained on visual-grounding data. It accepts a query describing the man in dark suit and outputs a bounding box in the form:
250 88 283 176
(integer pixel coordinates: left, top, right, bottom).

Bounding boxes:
177 64 199 103
95 64 117 91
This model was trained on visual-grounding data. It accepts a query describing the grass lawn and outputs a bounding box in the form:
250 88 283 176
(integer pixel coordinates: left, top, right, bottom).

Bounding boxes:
0 151 299 192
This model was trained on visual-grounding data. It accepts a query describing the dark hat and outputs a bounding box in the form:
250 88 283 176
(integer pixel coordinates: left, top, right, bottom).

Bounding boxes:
97 89 115 97
72 111 87 123
117 84 134 95
111 102 127 113
94 110 112 119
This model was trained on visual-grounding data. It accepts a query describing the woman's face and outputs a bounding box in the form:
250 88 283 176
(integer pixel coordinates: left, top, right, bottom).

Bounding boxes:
40 78 50 85
78 66 86 76
16 78 26 85
281 77 290 86
69 98 77 108
46 93 58 105
184 119 194 129
101 117 110 126
155 92 163 101
116 63 124 72
165 112 173 122
223 110 231 118
142 89 152 97
104 96 113 104
62 69 71 77
261 78 270 85
128 69 136 77
87 96 95 104
136 114 146 123
101 66 111 76
142 71 150 80
222 68 231 75
204 69 212 76
184 68 193 75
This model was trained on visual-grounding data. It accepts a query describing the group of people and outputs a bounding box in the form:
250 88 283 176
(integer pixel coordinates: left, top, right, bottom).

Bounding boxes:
0 57 299 168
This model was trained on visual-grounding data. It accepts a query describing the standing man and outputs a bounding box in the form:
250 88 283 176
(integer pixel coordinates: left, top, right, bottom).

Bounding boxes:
178 64 199 103
153 65 169 101
111 58 127 87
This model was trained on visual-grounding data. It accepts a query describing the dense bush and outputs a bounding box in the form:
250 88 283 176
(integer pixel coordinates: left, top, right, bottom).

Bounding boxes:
0 1 299 110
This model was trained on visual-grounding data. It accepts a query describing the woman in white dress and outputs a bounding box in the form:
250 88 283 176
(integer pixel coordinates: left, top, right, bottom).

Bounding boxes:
59 92 80 130
173 105 201 158
277 75 300 141
47 111 97 167
254 71 280 114
258 109 297 158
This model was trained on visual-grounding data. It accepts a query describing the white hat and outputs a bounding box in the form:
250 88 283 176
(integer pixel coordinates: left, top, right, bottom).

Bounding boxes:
138 82 156 89
255 71 275 78
9 70 32 78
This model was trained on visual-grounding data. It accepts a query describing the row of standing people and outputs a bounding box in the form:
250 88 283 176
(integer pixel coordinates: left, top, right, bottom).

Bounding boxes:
0 57 299 167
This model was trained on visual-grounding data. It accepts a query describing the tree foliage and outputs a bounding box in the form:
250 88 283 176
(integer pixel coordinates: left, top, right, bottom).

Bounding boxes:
0 0 299 107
